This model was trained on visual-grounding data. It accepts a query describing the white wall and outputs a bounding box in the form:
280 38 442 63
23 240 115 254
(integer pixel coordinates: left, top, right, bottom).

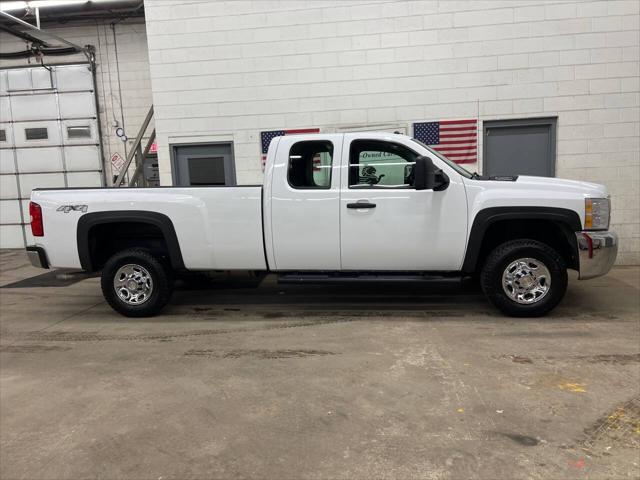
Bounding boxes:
0 18 154 182
150 0 636 264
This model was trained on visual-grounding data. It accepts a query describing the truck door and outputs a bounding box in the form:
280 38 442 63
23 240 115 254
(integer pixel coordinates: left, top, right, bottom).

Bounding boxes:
339 134 467 271
267 134 342 270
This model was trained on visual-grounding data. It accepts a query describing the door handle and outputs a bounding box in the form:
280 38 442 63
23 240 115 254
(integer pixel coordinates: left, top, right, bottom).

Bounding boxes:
347 202 376 209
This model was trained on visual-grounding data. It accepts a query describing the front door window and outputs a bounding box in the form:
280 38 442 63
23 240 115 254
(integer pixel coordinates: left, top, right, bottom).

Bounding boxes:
348 140 419 189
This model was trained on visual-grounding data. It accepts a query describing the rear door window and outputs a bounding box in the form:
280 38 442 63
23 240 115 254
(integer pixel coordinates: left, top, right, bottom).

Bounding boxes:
288 140 333 189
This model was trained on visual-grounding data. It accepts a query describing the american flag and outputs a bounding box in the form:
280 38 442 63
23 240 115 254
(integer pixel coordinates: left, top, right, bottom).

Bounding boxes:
260 128 320 170
413 119 477 164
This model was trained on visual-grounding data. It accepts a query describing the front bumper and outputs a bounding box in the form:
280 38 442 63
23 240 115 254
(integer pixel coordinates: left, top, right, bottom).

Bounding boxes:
575 231 617 280
26 246 49 269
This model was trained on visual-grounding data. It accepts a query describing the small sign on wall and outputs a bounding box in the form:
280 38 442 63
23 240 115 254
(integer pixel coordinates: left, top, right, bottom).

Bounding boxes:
110 152 125 173
260 128 320 171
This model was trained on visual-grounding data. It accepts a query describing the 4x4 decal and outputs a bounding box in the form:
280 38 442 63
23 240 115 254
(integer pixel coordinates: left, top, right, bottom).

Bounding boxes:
56 205 88 213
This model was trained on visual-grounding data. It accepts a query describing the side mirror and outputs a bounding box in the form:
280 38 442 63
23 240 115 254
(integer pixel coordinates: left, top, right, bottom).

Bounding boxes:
414 156 449 191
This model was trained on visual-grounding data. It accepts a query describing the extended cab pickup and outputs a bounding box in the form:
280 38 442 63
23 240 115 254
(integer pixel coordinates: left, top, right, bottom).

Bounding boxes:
26 132 617 317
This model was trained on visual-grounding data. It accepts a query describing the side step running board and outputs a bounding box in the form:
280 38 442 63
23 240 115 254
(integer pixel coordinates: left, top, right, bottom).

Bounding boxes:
277 273 465 286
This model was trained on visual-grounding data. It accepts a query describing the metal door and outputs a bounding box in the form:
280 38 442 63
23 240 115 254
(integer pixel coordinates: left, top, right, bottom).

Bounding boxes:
0 64 103 248
483 118 557 177
171 143 236 186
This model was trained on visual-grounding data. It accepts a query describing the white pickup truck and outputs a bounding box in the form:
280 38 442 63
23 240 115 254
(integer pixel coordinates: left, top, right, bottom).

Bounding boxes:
26 132 617 317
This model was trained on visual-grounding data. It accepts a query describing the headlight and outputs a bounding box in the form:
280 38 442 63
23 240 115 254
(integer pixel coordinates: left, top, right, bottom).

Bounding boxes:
585 198 610 230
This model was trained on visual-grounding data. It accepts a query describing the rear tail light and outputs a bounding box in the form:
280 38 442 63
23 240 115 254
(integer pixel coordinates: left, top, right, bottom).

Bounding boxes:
29 202 44 237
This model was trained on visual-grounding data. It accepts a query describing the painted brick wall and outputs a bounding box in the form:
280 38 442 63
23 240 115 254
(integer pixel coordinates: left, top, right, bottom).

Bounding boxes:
0 19 154 182
144 0 639 264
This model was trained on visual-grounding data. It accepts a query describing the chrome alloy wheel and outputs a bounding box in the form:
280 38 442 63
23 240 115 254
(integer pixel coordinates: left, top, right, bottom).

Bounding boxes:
501 257 551 305
113 264 153 305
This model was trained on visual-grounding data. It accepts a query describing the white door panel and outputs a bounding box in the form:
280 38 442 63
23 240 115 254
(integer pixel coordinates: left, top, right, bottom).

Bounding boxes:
1 97 10 122
0 148 16 174
0 71 8 95
0 175 19 199
58 92 95 118
14 121 61 148
0 123 14 147
11 94 58 121
340 189 467 270
339 133 468 271
16 147 64 173
64 145 101 170
55 65 93 91
0 225 23 248
0 199 21 224
31 69 54 90
66 171 102 187
18 173 65 196
269 134 343 270
7 69 31 91
62 121 97 146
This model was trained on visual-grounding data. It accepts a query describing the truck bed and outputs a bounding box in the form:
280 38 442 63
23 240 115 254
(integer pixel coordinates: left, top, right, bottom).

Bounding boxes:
31 186 267 270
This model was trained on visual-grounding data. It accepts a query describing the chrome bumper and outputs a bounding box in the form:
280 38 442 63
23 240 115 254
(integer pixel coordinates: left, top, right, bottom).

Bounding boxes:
575 231 618 280
26 246 49 269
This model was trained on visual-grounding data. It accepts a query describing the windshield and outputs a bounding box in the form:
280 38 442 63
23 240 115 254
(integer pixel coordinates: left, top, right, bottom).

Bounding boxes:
410 138 474 179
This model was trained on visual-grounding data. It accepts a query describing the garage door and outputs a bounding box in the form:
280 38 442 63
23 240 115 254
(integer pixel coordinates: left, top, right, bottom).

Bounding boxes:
0 64 103 248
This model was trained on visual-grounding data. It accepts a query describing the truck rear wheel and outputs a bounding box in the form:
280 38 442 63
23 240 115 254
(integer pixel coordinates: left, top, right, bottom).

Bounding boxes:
101 249 173 317
480 239 567 317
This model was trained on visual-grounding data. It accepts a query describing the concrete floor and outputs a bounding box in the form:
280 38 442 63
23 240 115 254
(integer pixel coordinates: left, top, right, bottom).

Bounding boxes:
0 249 639 480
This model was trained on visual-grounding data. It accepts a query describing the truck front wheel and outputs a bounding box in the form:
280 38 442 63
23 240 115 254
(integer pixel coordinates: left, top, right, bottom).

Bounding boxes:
101 249 174 317
480 239 567 317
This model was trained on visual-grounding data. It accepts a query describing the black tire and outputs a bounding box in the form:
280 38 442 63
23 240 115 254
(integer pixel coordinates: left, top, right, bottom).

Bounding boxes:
480 239 567 317
101 249 173 317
